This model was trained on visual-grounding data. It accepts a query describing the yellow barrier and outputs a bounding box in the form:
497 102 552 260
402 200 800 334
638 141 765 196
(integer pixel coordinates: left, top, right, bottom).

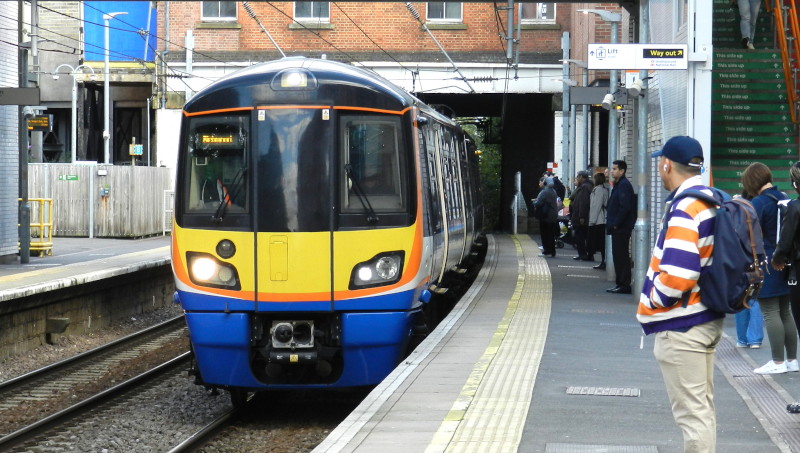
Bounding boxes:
18 198 54 256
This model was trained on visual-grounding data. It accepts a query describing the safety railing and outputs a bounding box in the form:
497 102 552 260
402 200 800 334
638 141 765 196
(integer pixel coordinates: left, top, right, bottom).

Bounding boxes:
19 198 54 256
768 0 800 123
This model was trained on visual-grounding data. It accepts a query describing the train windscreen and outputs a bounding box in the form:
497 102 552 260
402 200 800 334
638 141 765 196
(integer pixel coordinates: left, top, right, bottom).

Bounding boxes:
340 115 407 216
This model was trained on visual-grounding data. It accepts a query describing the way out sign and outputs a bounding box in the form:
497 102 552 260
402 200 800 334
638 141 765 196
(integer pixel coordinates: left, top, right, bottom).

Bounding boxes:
588 44 688 70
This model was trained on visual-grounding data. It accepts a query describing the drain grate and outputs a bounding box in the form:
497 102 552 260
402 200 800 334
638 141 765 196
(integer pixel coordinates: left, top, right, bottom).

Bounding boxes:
571 308 616 314
566 386 640 397
546 443 658 453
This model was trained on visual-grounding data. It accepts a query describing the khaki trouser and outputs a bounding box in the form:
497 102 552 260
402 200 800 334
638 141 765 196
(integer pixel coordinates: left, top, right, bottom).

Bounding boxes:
654 317 724 453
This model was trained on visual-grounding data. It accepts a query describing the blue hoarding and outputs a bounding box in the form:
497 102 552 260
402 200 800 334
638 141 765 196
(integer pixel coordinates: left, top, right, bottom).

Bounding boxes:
84 1 157 62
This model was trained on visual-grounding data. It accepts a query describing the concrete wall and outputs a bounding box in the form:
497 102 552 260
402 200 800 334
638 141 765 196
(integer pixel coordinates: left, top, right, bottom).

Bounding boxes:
0 264 174 360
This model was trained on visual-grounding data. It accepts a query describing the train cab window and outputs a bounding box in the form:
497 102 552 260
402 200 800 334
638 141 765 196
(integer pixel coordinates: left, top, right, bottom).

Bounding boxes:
340 116 407 216
184 116 249 218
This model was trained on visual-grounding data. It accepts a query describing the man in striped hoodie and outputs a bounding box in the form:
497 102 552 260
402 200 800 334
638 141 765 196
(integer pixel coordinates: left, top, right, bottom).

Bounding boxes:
638 136 724 453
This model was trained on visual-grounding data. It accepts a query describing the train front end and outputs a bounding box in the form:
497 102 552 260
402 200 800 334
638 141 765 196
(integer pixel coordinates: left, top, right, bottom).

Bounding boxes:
172 58 430 391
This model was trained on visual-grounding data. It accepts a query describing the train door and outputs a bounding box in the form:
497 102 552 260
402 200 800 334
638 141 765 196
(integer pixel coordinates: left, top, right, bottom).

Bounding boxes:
431 124 450 288
418 122 441 285
252 106 334 310
454 136 471 265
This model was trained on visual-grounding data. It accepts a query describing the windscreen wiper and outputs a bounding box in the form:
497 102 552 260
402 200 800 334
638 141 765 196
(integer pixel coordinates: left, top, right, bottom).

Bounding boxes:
212 166 247 224
344 164 379 224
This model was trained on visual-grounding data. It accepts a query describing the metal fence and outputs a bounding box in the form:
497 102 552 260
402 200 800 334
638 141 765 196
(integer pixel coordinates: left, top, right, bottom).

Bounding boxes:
28 163 174 238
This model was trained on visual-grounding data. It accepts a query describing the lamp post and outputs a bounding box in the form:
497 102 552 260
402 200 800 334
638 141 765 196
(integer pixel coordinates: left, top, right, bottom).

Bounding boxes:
578 9 621 165
103 11 127 164
54 64 95 163
578 8 622 283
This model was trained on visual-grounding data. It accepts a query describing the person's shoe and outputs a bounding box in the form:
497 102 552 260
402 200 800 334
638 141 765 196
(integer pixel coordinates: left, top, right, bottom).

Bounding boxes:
750 344 761 349
754 360 788 374
573 256 582 260
747 42 755 50
736 342 749 348
593 263 606 270
787 359 800 372
788 402 800 413
741 37 750 49
607 286 632 294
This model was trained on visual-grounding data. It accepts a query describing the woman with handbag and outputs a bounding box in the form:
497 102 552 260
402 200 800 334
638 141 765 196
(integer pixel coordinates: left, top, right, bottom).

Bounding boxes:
588 171 610 269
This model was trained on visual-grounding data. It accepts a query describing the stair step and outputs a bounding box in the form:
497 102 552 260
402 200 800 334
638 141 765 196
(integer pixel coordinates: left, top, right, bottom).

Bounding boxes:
712 102 790 112
716 124 795 134
714 157 797 168
712 144 795 156
712 111 794 122
716 80 786 91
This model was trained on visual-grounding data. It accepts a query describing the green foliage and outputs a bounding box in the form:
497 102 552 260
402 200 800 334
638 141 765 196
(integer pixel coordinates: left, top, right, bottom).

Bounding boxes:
462 121 502 231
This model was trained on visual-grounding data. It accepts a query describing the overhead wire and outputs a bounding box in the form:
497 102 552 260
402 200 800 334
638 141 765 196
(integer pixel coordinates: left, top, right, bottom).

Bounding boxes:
30 3 545 103
262 1 360 62
332 2 415 73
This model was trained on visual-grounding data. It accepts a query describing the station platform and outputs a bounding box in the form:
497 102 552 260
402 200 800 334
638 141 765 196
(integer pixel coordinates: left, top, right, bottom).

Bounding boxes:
317 234 800 453
0 236 171 301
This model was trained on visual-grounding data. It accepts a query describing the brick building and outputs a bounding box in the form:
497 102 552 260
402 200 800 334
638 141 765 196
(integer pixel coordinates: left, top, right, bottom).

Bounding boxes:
154 2 630 229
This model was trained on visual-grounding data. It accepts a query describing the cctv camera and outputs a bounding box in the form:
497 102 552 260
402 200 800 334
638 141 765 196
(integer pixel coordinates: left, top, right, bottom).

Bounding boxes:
22 106 35 120
601 93 615 110
628 79 644 97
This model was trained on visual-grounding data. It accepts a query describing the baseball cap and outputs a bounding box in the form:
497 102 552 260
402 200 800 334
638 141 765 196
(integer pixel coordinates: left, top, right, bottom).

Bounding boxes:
652 136 704 167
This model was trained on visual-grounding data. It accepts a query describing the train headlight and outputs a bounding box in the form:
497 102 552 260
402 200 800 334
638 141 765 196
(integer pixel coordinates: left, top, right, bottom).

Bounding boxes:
350 251 404 289
271 68 318 91
187 253 241 290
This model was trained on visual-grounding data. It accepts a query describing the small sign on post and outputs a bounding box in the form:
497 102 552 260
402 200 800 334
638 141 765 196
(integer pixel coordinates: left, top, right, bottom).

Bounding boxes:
129 137 143 166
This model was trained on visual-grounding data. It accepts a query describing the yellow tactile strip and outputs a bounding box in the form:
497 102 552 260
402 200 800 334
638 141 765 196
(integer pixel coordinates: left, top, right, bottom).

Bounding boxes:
425 234 551 453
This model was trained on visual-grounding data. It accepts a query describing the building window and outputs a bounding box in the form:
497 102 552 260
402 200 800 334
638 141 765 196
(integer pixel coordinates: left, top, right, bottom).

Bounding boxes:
202 1 237 21
295 2 330 22
520 3 556 23
427 2 462 22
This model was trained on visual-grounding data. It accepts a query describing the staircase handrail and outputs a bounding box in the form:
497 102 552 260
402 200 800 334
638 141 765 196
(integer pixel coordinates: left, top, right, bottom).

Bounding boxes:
768 0 798 123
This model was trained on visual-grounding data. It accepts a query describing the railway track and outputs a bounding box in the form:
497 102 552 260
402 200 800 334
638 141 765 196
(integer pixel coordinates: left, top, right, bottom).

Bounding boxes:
0 353 191 451
0 316 188 436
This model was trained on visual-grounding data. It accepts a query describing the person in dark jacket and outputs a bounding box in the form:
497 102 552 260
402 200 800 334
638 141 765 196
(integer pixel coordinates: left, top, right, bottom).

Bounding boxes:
773 162 800 332
544 171 566 200
569 171 593 261
773 162 800 412
743 162 797 375
606 160 636 294
533 176 559 257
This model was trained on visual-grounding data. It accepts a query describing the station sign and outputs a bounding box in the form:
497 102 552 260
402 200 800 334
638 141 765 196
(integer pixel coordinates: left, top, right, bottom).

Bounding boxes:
587 44 688 70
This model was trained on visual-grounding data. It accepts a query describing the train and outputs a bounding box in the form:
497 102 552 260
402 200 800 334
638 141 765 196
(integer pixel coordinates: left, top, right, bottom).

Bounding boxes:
171 57 483 403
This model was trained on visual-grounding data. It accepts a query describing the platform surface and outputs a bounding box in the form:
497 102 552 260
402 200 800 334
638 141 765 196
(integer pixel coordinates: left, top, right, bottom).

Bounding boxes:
318 233 798 453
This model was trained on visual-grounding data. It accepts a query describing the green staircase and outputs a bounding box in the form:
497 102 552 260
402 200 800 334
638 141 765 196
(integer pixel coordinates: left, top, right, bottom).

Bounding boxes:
711 0 798 195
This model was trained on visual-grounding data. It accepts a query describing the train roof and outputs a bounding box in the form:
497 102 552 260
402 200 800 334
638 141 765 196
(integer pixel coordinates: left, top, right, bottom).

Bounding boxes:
184 57 424 115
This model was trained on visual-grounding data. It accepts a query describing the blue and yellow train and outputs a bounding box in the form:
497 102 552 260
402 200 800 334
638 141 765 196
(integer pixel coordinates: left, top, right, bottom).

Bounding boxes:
172 57 483 400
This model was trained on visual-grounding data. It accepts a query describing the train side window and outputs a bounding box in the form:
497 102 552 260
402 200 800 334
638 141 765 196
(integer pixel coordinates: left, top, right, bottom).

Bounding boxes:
184 116 249 214
340 115 406 213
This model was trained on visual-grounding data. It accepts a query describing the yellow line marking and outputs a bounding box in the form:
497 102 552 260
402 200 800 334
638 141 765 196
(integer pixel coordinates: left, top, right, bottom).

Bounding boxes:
425 235 552 452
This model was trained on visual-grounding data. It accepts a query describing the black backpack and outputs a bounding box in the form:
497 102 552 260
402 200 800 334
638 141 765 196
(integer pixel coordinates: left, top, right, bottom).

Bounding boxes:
666 187 765 314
